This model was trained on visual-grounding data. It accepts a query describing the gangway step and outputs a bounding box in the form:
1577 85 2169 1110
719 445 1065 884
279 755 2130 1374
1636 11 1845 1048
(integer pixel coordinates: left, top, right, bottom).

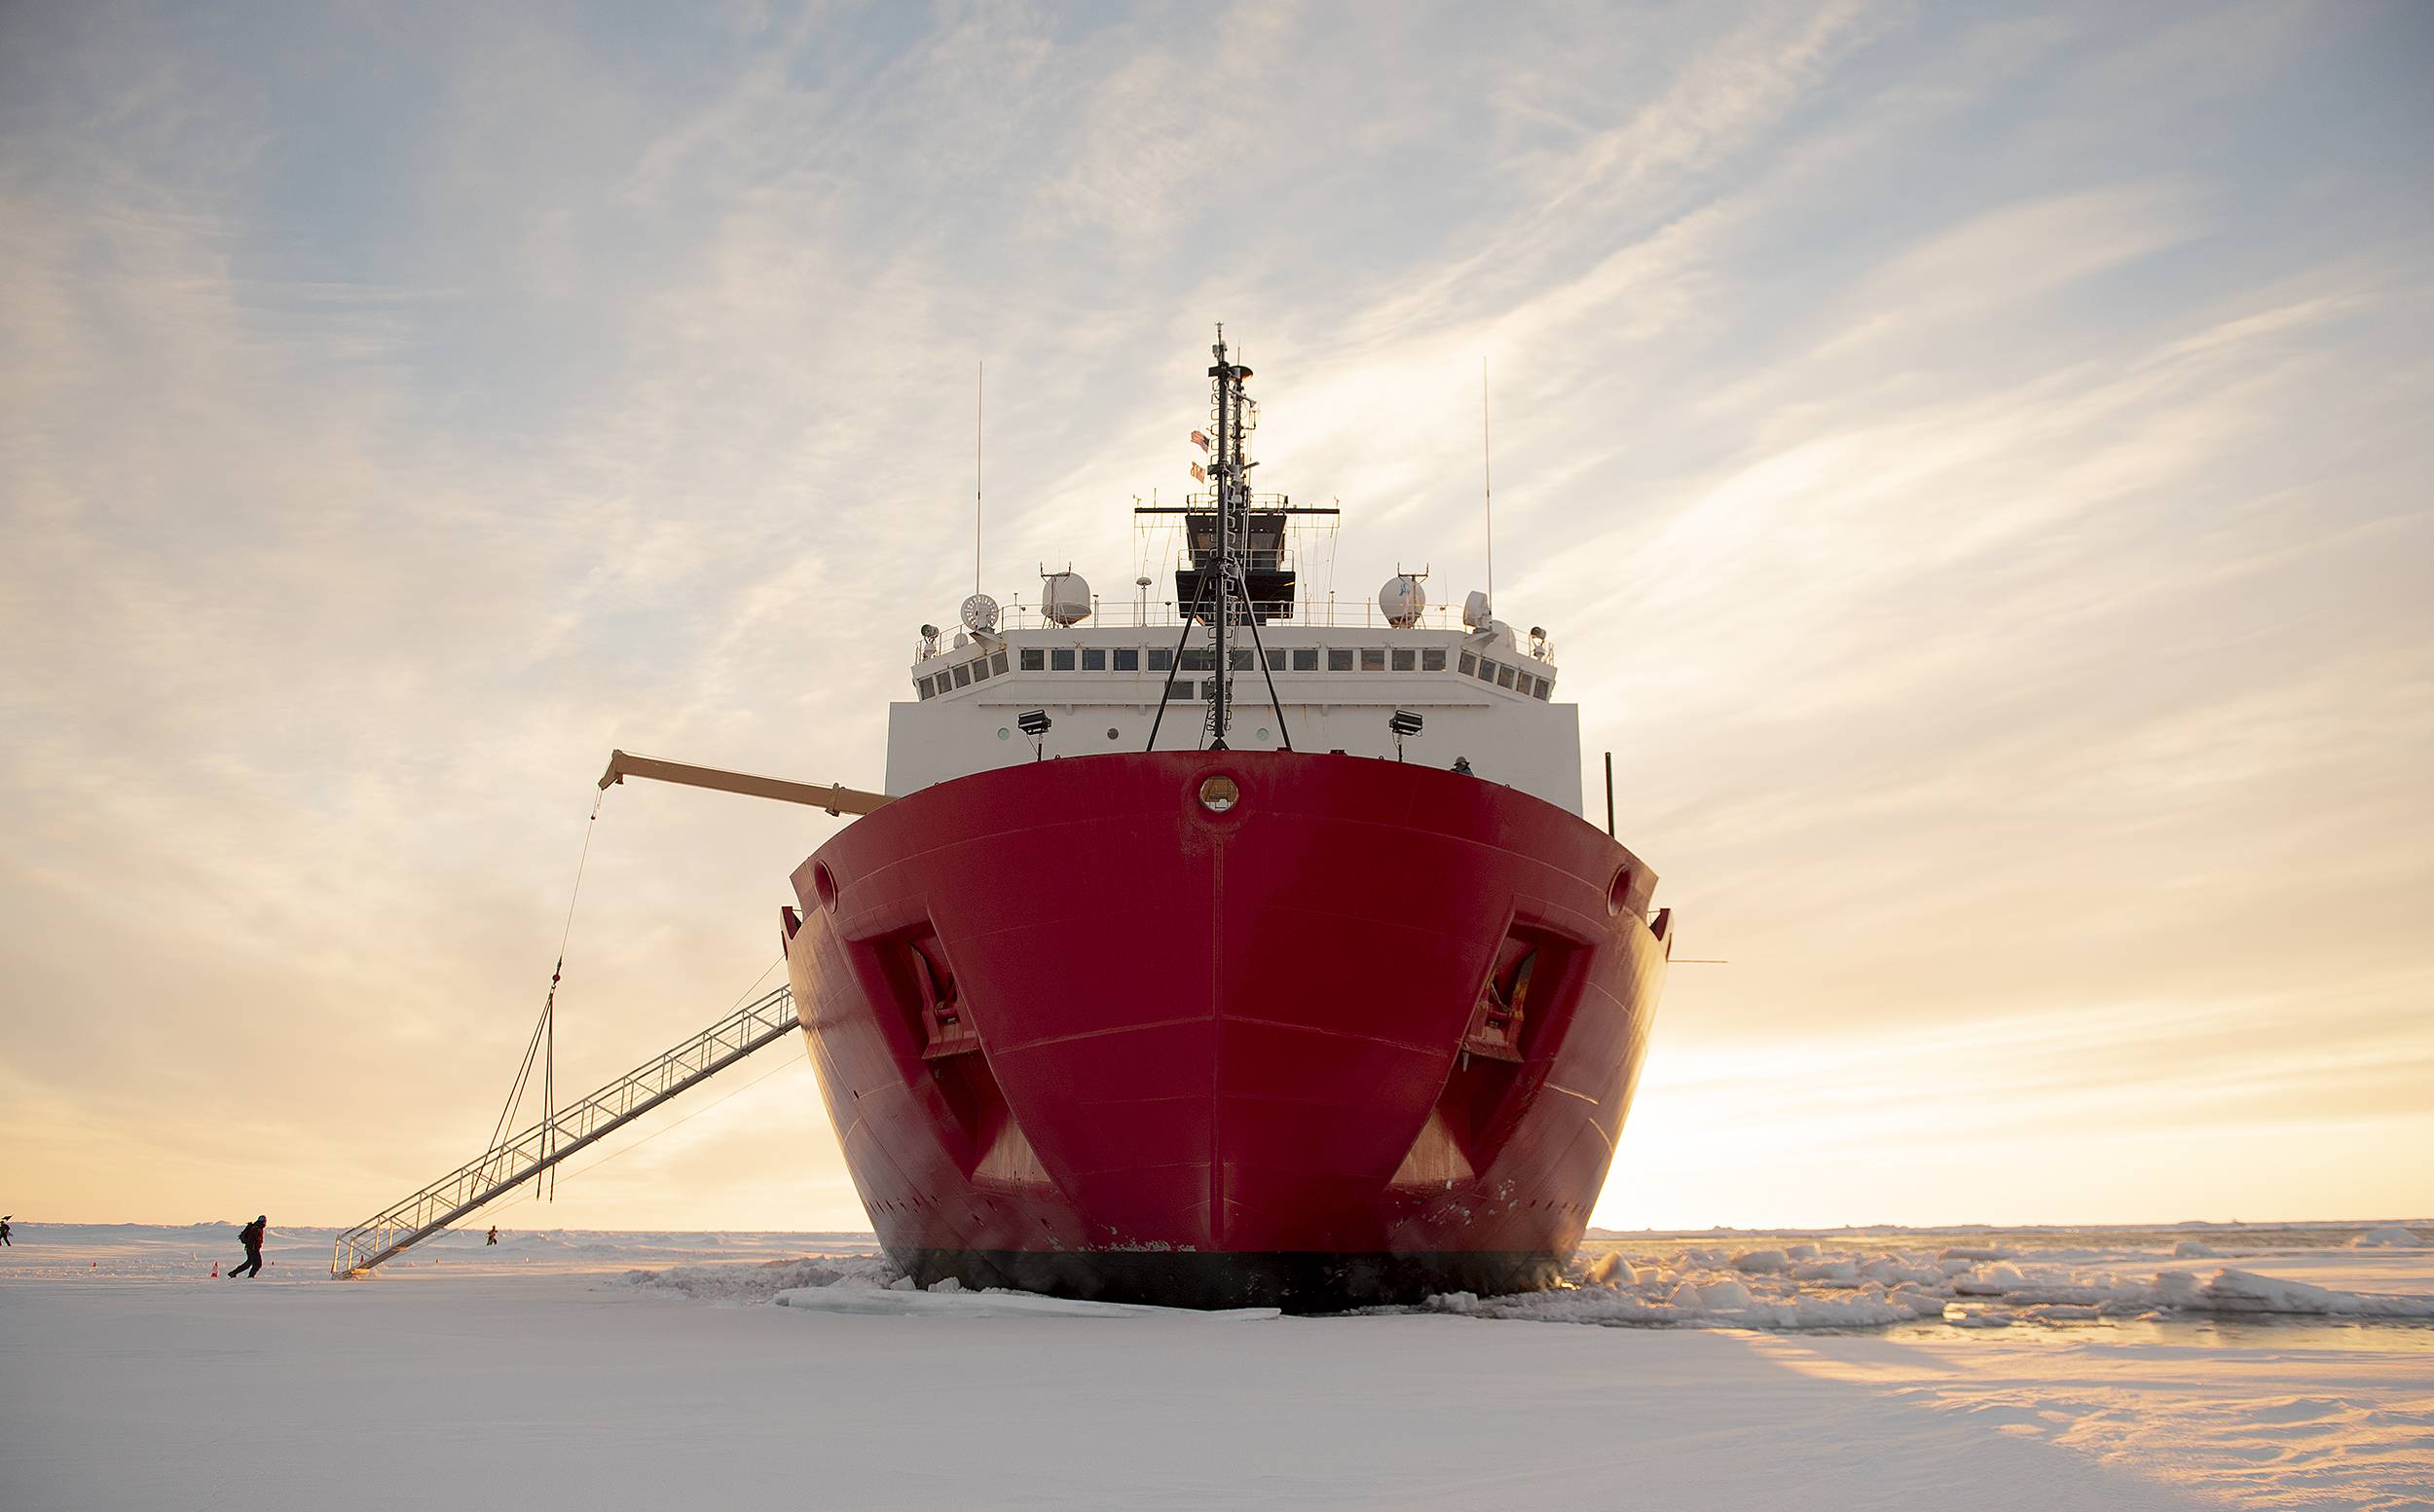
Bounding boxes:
331 985 802 1275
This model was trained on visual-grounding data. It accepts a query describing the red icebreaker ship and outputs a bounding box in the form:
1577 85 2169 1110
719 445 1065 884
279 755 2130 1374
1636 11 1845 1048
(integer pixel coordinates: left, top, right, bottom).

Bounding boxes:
781 333 1671 1309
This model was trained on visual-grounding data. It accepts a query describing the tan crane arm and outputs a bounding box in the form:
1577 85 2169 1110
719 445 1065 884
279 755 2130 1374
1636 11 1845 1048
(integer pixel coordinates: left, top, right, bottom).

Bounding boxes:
597 750 892 817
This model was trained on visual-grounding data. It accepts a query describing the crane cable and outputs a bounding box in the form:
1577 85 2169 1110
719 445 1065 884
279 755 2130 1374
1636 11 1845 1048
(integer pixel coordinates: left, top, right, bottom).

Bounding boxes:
480 791 605 1201
472 957 792 1223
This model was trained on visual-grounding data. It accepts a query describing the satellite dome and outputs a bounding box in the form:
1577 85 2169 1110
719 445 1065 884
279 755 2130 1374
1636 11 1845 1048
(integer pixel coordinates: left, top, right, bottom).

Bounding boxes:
1379 574 1427 629
1461 590 1493 630
960 593 1001 634
1042 571 1092 627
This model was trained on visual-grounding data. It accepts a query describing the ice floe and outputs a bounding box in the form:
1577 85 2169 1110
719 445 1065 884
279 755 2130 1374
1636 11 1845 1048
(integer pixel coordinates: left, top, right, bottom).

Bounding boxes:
1427 1236 2434 1332
619 1252 901 1303
2349 1225 2421 1248
581 1224 2434 1335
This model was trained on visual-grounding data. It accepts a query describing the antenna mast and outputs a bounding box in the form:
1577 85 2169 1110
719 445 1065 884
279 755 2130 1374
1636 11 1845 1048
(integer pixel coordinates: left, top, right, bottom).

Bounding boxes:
1209 327 1236 749
975 361 984 597
964 362 974 599
1482 356 1494 613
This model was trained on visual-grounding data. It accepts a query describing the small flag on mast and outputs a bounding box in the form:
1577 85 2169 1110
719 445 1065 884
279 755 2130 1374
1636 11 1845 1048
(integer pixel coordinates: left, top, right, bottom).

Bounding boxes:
1190 462 1207 483
1189 430 1210 452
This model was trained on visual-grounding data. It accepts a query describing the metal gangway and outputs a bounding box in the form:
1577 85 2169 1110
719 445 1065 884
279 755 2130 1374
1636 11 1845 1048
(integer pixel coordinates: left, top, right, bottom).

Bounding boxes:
331 984 803 1275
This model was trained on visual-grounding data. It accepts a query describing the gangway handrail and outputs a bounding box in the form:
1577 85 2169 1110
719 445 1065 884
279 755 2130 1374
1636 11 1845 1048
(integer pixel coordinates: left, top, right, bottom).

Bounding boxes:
331 984 802 1275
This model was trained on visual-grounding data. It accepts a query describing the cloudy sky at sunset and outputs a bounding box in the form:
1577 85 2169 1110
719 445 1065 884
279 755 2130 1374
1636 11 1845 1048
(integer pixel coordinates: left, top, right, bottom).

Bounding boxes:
4 1 2428 1233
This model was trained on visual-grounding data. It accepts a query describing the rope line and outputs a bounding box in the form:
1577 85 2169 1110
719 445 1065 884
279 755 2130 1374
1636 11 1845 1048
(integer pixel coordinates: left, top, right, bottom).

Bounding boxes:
481 791 605 1192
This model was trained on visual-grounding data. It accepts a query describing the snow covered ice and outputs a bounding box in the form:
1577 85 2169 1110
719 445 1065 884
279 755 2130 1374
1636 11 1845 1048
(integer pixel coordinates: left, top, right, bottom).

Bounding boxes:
3 1221 2430 1511
1453 1222 2434 1331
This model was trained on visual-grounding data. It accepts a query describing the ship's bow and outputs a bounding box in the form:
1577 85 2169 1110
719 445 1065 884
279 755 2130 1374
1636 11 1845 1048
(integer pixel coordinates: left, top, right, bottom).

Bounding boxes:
782 750 1667 1309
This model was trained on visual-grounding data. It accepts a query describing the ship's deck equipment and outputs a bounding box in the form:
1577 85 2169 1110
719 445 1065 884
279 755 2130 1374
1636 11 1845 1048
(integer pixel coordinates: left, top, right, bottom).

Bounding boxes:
598 749 891 815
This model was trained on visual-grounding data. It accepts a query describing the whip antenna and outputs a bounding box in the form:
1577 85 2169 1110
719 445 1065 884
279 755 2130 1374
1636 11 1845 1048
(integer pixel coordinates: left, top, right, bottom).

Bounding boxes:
964 362 974 599
1482 356 1494 612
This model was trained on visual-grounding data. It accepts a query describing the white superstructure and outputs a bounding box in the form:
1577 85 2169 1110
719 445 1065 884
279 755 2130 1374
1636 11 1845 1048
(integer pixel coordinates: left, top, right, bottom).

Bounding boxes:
887 616 1580 813
887 330 1584 813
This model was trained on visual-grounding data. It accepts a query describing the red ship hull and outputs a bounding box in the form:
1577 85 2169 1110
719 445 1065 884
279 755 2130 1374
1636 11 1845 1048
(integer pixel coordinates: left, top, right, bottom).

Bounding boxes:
781 750 1668 1309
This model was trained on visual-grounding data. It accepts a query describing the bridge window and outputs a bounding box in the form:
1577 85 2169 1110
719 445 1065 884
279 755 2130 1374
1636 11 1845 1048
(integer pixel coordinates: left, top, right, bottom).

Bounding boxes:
1114 647 1139 671
1496 664 1517 690
1293 647 1318 671
1182 648 1212 672
990 651 1009 677
971 656 993 681
917 676 936 699
1391 647 1416 671
1530 676 1552 700
1422 647 1447 671
1360 648 1385 672
1267 648 1288 671
1458 652 1478 677
1051 648 1076 671
1019 648 1045 671
1472 658 1495 682
1082 648 1107 671
953 662 973 687
1328 648 1354 671
1231 648 1255 671
1150 647 1173 671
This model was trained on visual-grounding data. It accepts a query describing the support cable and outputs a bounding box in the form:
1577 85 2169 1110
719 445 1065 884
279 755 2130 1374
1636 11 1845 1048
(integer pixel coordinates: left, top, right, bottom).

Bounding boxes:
483 792 603 1197
460 959 784 1222
1145 568 1213 752
1236 565 1294 752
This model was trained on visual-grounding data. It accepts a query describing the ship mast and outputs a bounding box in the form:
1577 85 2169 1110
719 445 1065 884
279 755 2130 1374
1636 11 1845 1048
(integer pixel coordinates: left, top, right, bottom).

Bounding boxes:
1139 328 1328 754
1207 326 1251 749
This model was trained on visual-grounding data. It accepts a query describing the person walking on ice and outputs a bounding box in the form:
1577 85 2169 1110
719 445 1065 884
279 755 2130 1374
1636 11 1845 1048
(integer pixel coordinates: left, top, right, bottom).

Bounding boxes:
2 1215 13 1246
228 1215 267 1277
486 1226 499 1246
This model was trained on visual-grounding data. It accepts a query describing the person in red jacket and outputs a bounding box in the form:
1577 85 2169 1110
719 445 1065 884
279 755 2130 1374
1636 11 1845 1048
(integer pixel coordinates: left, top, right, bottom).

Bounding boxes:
228 1216 267 1278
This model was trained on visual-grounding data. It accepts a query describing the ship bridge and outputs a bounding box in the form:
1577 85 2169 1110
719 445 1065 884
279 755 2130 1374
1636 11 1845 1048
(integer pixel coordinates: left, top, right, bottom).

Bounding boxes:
894 601 1579 815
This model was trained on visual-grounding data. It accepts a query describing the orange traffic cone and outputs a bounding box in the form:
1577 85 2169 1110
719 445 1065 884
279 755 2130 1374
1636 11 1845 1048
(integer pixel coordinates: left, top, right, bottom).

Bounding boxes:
210 1262 220 1278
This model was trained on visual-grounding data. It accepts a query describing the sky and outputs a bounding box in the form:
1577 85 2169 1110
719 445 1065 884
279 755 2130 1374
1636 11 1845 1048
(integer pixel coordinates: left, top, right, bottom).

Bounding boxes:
2 1 2429 1235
